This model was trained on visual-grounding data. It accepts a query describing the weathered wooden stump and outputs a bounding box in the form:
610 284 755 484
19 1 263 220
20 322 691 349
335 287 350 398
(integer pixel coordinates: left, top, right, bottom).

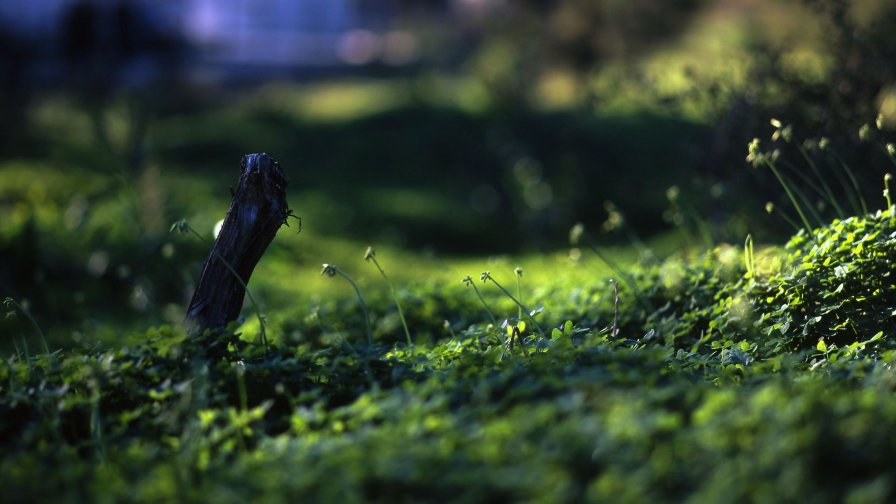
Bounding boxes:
185 153 289 336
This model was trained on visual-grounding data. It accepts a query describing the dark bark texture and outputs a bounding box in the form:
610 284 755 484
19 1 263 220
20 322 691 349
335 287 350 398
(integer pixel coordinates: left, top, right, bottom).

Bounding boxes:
186 153 288 334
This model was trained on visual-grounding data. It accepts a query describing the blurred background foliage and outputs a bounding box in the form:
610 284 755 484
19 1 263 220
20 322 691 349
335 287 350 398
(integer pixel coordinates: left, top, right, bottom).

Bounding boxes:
1 0 895 347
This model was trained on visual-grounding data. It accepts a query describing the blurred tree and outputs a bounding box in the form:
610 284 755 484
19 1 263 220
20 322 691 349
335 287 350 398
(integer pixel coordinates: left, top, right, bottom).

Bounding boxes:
694 0 896 238
59 0 187 234
745 0 896 135
456 0 707 108
0 32 34 152
804 0 895 129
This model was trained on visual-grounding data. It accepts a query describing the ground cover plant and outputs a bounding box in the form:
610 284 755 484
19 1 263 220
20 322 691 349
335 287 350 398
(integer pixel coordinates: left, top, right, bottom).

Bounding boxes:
4 166 896 501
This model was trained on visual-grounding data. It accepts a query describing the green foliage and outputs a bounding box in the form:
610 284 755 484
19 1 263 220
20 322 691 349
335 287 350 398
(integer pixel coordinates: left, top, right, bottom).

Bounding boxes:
758 209 896 352
3 210 896 502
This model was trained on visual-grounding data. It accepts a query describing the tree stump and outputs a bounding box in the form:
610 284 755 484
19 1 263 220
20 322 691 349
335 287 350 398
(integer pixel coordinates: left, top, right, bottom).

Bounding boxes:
185 153 289 335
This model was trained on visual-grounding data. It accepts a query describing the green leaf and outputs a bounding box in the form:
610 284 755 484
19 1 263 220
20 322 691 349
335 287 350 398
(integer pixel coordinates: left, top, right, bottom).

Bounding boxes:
865 331 884 344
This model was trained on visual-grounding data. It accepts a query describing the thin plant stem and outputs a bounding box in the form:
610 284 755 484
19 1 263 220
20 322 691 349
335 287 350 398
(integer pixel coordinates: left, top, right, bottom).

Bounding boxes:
764 159 815 232
842 160 868 215
464 277 498 328
781 161 836 220
884 174 894 226
322 264 373 345
794 181 826 227
772 206 803 234
797 145 845 217
208 251 268 348
885 175 893 209
366 249 411 346
481 273 544 336
779 158 835 212
610 279 619 337
13 334 28 362
514 268 523 323
828 151 868 214
4 298 49 354
822 155 864 216
775 162 826 226
508 326 529 356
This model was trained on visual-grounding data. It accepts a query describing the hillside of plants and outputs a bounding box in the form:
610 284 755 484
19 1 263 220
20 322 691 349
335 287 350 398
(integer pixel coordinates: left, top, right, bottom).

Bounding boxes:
3 1 896 502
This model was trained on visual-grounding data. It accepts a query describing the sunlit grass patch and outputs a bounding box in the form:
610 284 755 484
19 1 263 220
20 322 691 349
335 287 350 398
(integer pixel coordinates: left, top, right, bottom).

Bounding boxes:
246 80 410 122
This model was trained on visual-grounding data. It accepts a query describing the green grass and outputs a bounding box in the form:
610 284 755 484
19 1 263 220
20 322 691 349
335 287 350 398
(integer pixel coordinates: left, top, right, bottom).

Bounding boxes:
3 206 896 502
